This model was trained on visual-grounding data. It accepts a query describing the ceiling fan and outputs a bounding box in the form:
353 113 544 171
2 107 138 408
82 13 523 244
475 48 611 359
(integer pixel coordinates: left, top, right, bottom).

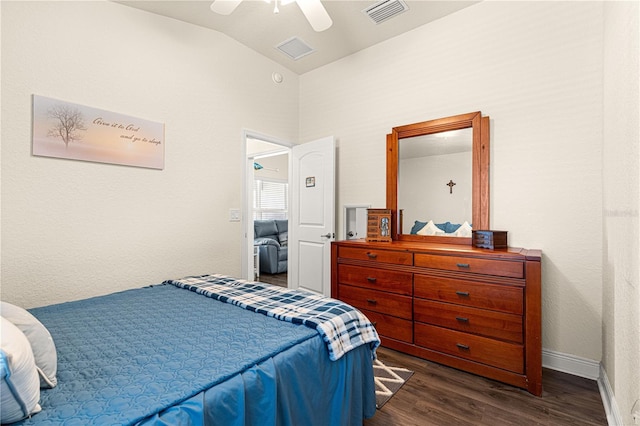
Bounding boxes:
210 0 333 32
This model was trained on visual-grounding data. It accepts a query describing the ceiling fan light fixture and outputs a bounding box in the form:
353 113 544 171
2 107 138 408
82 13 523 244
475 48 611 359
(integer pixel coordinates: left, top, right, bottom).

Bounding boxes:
263 0 295 4
265 0 295 14
211 0 332 32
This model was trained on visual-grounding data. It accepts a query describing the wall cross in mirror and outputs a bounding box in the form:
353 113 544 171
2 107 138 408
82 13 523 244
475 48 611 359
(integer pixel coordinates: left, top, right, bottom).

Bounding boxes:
447 180 456 194
386 111 490 244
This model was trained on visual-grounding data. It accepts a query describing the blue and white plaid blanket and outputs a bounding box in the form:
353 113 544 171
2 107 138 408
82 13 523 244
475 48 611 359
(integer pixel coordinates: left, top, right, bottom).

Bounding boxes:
165 274 380 361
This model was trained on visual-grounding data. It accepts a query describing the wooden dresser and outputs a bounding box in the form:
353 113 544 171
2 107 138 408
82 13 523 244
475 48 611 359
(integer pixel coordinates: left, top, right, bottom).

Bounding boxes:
331 239 542 396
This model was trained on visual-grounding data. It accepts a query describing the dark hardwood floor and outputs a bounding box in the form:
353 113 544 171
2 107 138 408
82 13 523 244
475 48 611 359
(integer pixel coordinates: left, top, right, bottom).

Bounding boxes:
366 347 608 426
258 272 288 287
255 275 606 425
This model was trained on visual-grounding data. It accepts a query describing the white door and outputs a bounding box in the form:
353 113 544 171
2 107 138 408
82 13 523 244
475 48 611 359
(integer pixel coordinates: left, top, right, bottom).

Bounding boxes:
289 136 335 296
344 205 370 240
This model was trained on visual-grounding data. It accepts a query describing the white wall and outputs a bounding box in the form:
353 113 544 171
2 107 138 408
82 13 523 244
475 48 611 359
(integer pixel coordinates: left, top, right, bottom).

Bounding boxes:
300 1 604 362
0 1 299 308
602 1 639 424
399 152 472 232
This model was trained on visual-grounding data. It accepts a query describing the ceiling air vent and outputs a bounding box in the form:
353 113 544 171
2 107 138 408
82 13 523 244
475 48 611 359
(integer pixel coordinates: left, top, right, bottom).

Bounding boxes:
363 0 409 25
275 37 315 61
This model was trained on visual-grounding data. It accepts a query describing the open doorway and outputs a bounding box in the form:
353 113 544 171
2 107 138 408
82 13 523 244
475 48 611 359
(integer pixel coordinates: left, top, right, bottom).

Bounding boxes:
242 131 291 287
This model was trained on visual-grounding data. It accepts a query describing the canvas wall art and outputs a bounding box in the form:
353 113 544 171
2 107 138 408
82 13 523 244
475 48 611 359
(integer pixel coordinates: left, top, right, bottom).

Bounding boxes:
32 95 164 169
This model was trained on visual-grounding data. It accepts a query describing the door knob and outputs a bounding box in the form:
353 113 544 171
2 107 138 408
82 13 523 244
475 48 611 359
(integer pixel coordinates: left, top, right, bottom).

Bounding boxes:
347 231 355 237
320 233 334 238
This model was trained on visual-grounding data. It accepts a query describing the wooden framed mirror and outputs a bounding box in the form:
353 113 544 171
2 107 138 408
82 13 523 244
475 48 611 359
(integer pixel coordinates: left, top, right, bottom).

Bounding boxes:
386 111 490 244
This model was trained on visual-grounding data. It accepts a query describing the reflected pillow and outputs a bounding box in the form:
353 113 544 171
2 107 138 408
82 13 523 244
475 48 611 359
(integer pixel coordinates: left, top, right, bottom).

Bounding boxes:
1 302 57 388
435 222 448 232
410 221 427 234
446 222 462 234
1 317 42 424
454 221 473 238
417 220 445 236
435 222 464 234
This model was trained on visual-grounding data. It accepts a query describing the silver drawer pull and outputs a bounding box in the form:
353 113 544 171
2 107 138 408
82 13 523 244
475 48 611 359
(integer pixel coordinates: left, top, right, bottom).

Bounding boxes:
456 317 469 323
366 277 377 283
456 263 470 268
366 299 377 305
456 343 470 350
366 252 378 259
455 291 470 297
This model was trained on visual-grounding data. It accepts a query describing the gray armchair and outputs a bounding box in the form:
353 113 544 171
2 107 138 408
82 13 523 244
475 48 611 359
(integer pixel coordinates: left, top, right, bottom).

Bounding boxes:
254 219 288 274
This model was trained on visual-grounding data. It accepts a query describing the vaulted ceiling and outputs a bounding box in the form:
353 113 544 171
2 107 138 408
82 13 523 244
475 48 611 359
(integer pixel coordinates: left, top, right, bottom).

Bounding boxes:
117 1 478 74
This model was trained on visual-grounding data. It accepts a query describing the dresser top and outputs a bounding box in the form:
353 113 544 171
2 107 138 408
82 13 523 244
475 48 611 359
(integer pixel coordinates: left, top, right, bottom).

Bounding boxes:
333 239 541 261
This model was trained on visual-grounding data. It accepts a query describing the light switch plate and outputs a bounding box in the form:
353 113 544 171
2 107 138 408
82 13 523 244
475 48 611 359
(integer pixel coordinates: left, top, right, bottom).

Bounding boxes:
229 208 240 222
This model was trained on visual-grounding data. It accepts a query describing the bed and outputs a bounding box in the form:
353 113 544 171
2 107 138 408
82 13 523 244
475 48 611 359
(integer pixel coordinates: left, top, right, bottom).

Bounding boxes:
1 274 380 425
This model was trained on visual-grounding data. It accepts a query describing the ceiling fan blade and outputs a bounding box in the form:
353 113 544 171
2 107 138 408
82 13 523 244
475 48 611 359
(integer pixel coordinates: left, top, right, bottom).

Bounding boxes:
295 0 332 32
210 0 243 15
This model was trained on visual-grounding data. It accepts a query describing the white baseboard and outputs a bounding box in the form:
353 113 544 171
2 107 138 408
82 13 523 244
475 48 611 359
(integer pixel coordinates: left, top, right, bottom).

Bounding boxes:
542 348 600 379
542 348 623 426
598 365 624 426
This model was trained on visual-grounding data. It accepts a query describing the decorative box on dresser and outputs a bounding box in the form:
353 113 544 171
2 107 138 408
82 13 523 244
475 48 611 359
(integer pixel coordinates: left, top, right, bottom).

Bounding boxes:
331 239 542 396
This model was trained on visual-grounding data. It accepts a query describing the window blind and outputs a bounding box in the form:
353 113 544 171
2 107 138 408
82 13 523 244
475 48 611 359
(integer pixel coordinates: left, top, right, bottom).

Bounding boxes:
254 179 288 220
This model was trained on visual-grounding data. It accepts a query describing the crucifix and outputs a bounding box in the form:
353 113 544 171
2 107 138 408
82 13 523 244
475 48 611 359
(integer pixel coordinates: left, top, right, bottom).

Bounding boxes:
446 180 456 194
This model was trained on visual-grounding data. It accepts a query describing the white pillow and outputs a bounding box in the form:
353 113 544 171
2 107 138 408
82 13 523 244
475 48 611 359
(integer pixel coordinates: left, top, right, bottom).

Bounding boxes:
416 220 445 236
1 302 57 388
454 221 473 238
1 317 42 424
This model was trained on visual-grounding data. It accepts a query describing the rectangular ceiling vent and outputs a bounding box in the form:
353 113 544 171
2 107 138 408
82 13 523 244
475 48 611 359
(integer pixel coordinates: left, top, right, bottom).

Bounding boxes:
275 37 315 61
363 0 409 25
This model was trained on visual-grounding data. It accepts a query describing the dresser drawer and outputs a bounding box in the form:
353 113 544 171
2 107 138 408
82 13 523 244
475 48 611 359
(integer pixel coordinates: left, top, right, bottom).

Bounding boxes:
415 323 524 373
339 285 412 320
360 308 413 343
338 264 412 296
414 299 523 343
338 246 412 265
414 275 523 315
415 253 523 278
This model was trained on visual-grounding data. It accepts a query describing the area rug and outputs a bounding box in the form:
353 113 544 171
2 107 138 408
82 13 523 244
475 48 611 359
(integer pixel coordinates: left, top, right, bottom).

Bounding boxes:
373 358 414 409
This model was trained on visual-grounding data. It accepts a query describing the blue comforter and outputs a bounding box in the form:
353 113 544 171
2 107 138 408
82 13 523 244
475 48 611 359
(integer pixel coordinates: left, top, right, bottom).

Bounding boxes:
21 284 376 425
166 274 380 361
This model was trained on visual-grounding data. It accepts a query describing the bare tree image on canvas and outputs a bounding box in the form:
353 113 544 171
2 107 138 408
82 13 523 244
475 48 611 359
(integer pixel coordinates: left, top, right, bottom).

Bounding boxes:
46 104 87 148
32 95 165 169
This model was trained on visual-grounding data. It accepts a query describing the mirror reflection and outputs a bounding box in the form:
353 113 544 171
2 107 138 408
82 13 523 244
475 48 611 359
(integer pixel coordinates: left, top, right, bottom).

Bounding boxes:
398 128 473 237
